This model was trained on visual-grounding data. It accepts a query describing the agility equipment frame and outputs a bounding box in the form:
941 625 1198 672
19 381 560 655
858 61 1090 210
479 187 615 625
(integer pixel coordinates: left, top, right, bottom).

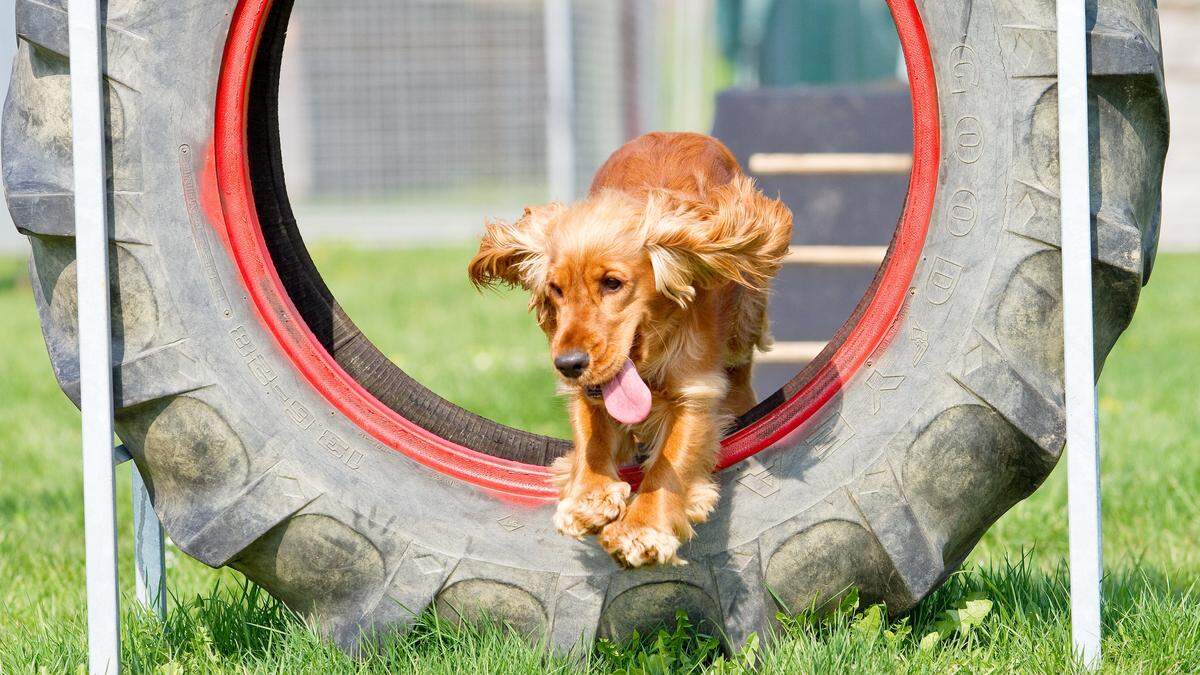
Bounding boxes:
66 0 1103 671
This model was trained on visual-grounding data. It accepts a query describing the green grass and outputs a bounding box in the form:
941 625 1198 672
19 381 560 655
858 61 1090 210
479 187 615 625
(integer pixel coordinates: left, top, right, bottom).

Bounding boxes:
1 248 1197 673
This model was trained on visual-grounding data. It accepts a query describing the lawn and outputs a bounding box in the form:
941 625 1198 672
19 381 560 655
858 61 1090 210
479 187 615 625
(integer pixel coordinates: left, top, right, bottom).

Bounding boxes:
0 246 1197 673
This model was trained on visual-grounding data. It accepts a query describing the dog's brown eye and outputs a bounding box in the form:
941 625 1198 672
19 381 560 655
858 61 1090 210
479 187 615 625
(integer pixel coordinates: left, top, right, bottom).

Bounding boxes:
548 283 563 298
601 277 623 293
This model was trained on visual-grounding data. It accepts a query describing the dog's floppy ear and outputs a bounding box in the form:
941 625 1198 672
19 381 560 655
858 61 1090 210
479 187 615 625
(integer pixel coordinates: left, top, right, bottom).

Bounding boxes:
643 175 793 306
468 202 564 290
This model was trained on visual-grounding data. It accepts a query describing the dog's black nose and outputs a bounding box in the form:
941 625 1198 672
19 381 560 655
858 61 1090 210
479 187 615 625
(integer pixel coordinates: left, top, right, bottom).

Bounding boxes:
554 351 589 379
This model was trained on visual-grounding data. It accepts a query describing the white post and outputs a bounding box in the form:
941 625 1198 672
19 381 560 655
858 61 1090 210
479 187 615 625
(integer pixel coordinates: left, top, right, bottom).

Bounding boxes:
671 1 708 133
1056 0 1103 669
70 0 120 672
669 2 691 131
132 467 167 619
634 0 660 134
544 0 576 201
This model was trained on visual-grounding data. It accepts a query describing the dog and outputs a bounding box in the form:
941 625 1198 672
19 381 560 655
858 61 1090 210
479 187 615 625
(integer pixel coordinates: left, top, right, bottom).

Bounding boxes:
468 132 792 567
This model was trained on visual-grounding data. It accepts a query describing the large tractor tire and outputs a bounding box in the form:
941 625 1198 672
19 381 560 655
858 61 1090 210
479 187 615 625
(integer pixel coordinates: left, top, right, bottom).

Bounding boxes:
2 0 1167 653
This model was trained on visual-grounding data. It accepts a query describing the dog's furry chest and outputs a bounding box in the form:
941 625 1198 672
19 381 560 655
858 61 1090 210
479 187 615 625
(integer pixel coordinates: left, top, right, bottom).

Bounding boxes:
619 378 734 462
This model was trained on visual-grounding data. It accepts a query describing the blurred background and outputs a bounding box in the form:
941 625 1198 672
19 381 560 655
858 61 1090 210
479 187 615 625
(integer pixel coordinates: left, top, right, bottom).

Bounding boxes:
260 0 1197 250
0 0 1192 251
271 0 904 228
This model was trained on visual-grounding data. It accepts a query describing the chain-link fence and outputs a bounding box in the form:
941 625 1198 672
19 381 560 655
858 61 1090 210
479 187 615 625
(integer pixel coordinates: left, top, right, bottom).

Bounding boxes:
279 0 718 243
284 1 551 201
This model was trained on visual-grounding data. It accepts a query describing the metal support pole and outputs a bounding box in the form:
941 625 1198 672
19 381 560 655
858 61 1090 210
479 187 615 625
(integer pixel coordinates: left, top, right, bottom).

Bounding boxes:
675 1 708 132
69 0 121 672
544 0 576 201
132 467 167 620
633 0 659 135
1056 0 1103 668
114 445 168 619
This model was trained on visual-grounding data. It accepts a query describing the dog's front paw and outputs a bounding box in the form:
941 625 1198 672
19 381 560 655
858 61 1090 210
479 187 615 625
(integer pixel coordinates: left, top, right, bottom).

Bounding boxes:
554 480 631 539
598 520 684 568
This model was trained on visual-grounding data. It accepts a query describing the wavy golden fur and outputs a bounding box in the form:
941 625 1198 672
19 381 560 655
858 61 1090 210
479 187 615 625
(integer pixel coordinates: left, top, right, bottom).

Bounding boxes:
468 132 792 567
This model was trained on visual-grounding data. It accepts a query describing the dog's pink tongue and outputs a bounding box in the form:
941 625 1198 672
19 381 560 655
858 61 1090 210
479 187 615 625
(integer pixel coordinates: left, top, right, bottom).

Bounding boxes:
601 358 652 424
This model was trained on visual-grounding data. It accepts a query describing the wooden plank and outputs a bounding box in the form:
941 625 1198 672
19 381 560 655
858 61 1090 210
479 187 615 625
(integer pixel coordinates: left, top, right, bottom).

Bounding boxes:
784 245 888 266
756 341 828 364
749 152 913 175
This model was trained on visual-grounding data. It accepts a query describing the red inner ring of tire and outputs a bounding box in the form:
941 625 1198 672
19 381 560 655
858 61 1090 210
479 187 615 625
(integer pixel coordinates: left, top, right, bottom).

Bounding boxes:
211 0 940 502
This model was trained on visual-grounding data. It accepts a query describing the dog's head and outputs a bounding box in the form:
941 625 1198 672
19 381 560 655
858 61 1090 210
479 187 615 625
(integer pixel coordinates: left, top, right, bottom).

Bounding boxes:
467 175 791 389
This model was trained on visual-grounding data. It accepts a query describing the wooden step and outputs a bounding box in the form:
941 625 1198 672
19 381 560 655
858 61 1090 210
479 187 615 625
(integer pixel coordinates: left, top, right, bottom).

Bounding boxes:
784 245 888 266
756 341 828 364
749 152 913 175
